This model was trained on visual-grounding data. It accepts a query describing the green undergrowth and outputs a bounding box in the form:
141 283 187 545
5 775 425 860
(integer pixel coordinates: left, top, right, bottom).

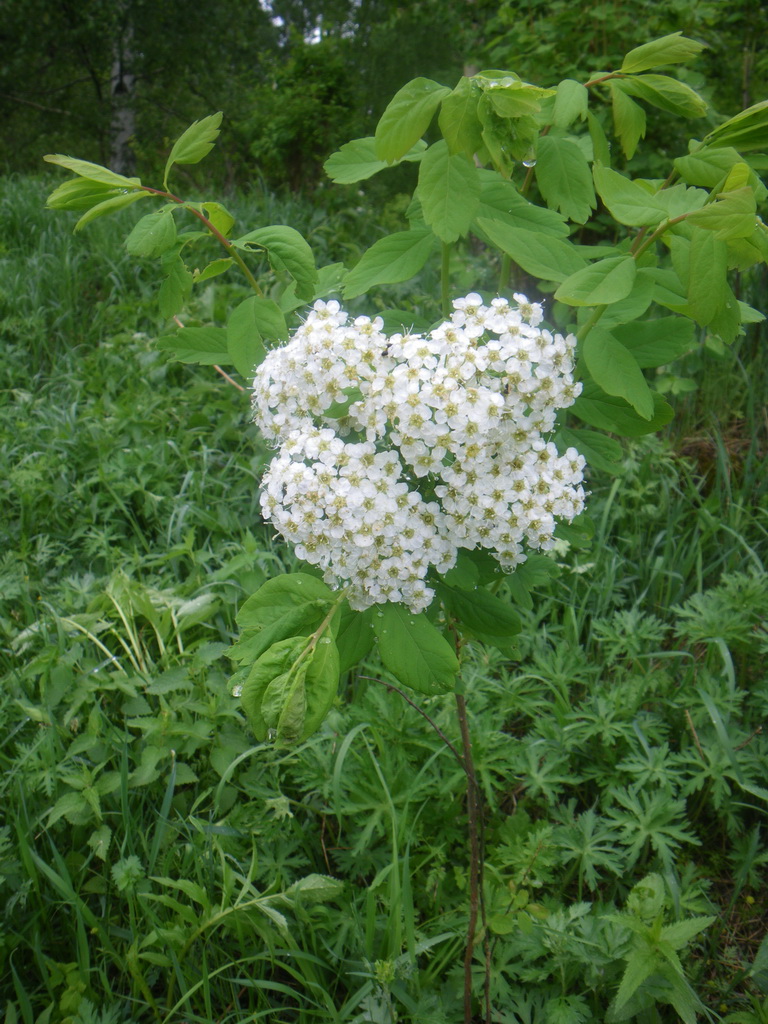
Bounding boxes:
2 177 767 1023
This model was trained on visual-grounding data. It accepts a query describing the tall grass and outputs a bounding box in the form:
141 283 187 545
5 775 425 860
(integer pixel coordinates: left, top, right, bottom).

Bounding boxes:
2 175 767 1024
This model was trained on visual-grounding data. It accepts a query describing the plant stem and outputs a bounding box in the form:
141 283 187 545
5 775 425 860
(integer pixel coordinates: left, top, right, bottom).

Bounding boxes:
363 676 466 771
441 242 452 318
498 253 512 294
140 185 265 297
455 692 484 1024
576 303 607 344
369 671 490 1021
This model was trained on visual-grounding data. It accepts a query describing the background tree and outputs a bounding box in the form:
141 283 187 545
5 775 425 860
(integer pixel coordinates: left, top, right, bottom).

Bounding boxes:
1 0 765 190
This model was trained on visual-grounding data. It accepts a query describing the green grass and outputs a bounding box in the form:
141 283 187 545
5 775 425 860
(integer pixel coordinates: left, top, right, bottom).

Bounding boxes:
2 175 767 1024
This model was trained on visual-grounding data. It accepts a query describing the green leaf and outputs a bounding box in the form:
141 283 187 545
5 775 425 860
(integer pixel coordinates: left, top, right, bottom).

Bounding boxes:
708 282 742 344
609 83 647 160
573 380 673 436
73 191 149 231
721 161 753 192
417 141 480 243
556 255 637 306
660 917 715 950
286 873 345 903
236 573 334 632
485 81 553 118
441 550 480 590
615 947 658 1009
653 182 707 220
587 110 612 167
687 227 728 324
439 583 522 641
241 630 342 745
641 267 688 313
620 33 707 74
687 186 757 240
439 77 484 157
475 170 569 237
318 386 360 419
164 112 223 188
125 209 178 258
377 309 433 335
535 135 596 224
738 300 765 324
476 218 586 282
553 79 588 128
298 637 340 742
230 601 331 666
705 99 768 152
241 636 307 741
46 176 126 210
157 326 229 365
43 154 142 189
254 297 288 341
335 605 375 675
200 201 235 237
582 327 653 418
477 99 529 177
280 262 347 312
232 226 317 301
194 257 235 283
617 74 707 118
158 256 193 319
227 297 268 377
558 515 599 559
465 548 508 586
313 262 348 300
375 78 451 162
324 136 427 184
375 605 459 695
343 228 435 300
555 427 623 473
673 146 744 188
504 554 561 609
612 317 696 367
47 790 90 827
593 164 664 227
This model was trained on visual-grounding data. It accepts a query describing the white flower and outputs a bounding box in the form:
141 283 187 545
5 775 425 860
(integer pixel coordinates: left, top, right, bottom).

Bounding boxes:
252 293 586 612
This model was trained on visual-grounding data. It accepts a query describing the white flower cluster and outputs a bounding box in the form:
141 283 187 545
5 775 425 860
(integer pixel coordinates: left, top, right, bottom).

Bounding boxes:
252 293 586 613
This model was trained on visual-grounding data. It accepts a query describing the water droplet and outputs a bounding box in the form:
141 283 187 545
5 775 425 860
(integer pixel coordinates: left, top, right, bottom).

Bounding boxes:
376 611 384 618
320 636 331 644
522 158 537 168
232 685 243 697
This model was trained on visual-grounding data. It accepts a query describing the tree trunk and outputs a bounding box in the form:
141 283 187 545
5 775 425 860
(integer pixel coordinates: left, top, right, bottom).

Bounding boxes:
109 14 136 175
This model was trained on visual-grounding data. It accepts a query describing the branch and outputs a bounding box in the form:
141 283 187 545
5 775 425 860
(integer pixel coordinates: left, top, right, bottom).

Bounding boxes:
0 92 71 117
